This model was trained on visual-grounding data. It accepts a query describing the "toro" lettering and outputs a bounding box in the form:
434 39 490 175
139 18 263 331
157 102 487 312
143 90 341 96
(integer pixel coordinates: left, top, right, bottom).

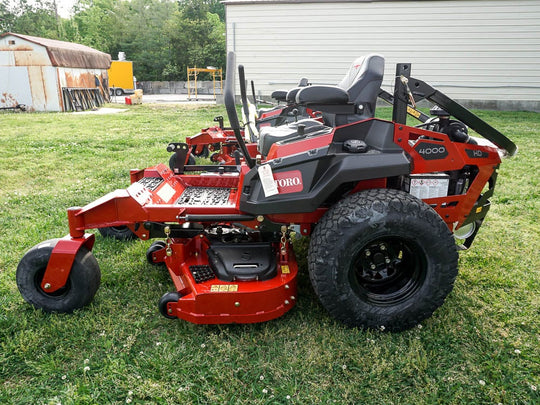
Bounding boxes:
273 170 304 194
275 177 301 188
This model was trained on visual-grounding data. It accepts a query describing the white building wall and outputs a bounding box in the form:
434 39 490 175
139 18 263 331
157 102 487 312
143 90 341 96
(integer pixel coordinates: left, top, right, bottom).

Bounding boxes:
225 0 540 110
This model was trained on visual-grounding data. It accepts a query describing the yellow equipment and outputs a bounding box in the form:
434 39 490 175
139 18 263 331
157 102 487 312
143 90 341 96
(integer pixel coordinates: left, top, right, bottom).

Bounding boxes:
108 61 135 96
187 67 223 100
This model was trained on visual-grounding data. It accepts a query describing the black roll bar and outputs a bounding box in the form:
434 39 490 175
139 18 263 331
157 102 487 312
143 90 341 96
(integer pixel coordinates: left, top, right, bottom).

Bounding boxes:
408 78 517 156
238 65 257 142
224 52 255 168
391 63 517 156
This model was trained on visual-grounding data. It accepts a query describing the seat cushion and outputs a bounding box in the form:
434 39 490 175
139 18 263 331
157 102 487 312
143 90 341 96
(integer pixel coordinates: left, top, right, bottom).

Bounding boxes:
296 85 350 105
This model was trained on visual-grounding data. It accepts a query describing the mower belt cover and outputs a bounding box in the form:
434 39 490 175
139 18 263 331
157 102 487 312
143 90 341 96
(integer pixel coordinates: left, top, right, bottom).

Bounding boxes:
207 242 277 282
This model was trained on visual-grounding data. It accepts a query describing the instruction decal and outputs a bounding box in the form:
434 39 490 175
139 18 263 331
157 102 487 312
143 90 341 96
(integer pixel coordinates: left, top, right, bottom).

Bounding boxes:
258 164 279 197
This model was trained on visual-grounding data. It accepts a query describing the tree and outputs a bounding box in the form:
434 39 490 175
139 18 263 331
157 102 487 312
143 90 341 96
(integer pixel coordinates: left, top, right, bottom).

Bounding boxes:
71 0 122 53
165 0 226 80
111 0 177 80
2 0 226 82
3 0 61 39
0 3 16 32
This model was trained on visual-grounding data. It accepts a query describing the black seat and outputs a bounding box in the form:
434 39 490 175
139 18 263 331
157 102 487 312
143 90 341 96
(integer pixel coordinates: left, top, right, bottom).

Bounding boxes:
258 55 385 155
298 54 385 126
257 77 310 127
270 77 309 104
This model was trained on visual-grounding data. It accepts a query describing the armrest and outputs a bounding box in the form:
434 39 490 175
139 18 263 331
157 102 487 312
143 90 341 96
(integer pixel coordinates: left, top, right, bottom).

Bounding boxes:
271 90 288 102
286 87 302 103
296 85 349 105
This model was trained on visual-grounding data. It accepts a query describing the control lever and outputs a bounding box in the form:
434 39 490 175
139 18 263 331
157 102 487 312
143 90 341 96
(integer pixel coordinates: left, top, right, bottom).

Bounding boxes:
233 149 243 165
213 116 224 129
297 124 306 137
289 108 299 122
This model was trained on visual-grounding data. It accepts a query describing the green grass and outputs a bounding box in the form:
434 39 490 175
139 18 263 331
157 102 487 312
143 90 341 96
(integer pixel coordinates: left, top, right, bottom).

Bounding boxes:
0 105 538 404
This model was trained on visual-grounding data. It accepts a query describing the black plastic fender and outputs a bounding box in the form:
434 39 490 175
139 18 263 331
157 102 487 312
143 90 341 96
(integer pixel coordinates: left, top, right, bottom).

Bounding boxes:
240 120 410 215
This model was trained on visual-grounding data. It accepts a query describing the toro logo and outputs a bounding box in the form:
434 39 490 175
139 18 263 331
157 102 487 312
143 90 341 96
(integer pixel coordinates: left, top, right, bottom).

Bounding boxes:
273 170 303 194
415 142 448 160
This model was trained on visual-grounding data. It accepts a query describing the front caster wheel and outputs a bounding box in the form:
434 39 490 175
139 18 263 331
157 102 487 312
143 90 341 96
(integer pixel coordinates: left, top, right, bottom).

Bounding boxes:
308 189 458 332
209 152 222 163
98 226 136 241
159 292 181 319
16 239 101 313
146 241 167 266
168 152 196 170
191 145 209 158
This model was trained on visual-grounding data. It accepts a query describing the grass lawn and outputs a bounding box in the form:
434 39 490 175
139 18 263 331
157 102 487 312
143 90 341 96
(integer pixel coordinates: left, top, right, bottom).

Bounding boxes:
0 104 538 404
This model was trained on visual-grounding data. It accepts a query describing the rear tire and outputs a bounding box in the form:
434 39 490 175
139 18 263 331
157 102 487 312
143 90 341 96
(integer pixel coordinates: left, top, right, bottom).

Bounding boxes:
115 88 123 96
308 189 458 331
16 239 101 313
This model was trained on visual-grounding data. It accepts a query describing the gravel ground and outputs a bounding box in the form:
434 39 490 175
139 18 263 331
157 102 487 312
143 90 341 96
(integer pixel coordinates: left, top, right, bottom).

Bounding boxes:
108 93 217 104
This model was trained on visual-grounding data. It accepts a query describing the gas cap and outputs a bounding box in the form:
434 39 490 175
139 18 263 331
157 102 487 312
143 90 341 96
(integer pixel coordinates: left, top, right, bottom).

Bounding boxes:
343 139 368 153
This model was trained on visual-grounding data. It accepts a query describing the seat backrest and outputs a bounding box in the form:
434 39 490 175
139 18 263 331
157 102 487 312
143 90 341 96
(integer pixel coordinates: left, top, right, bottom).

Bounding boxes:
330 54 385 126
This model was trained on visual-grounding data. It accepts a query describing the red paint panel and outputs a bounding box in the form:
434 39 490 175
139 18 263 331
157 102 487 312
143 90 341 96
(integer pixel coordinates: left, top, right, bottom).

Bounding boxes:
164 238 298 324
273 170 303 194
267 133 333 160
394 123 501 228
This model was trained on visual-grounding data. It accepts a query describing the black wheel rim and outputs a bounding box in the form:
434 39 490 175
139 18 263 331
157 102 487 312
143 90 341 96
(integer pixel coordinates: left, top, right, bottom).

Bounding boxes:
348 236 427 306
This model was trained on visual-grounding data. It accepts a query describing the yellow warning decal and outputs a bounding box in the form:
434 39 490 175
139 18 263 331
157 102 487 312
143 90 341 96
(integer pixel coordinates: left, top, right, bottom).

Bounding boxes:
210 285 239 292
476 207 483 213
281 265 290 274
407 106 421 119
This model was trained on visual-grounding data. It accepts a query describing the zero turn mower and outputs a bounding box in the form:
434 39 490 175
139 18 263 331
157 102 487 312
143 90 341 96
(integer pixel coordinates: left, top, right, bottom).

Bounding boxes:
17 52 516 331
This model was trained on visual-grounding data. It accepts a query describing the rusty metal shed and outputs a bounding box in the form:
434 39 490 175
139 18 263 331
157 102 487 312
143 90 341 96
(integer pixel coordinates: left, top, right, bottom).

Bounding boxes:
0 32 111 112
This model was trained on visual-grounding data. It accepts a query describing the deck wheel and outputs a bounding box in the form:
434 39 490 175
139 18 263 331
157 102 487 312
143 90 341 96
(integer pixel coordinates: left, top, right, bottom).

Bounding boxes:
159 292 181 319
146 241 167 266
16 239 101 313
169 152 195 170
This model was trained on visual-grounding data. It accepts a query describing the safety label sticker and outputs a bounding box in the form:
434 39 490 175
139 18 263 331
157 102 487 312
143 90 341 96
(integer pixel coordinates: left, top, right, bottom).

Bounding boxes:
258 164 279 197
210 285 239 292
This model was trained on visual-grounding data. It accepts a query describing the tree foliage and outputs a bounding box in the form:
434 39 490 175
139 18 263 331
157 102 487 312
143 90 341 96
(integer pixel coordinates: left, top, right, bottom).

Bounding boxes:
1 0 226 81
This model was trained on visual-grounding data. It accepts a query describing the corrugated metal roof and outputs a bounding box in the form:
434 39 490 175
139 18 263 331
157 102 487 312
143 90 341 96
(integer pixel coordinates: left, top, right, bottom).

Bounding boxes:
0 32 111 69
